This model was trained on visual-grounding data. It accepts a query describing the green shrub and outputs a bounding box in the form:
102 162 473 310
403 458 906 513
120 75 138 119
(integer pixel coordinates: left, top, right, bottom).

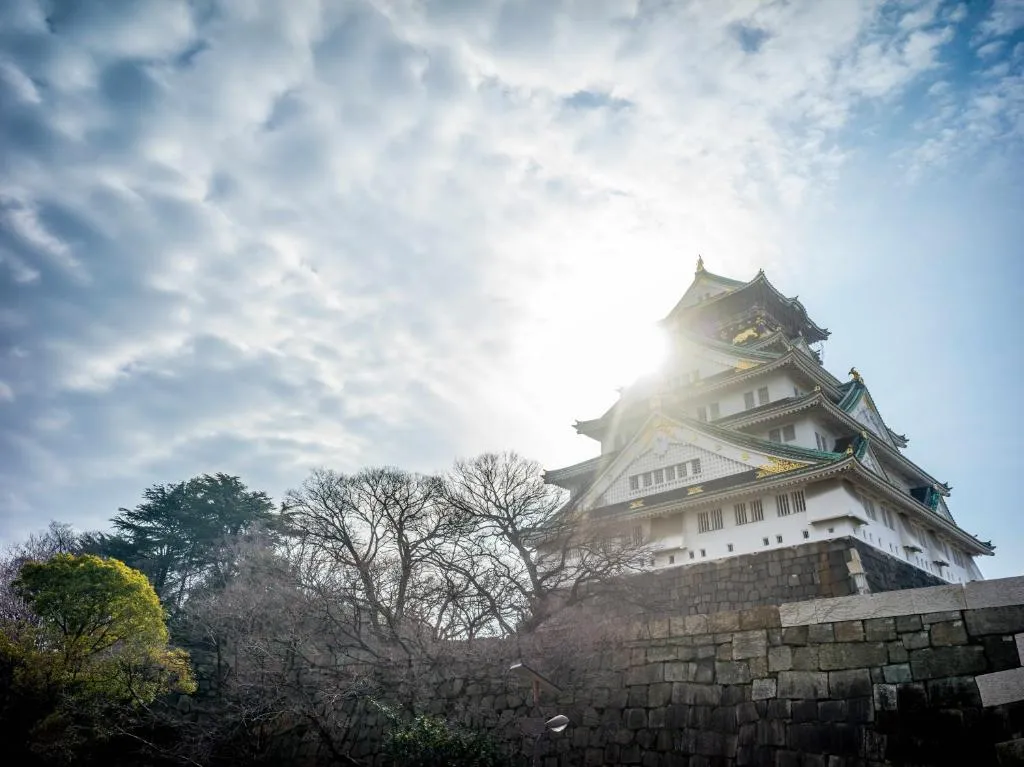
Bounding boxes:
382 713 511 767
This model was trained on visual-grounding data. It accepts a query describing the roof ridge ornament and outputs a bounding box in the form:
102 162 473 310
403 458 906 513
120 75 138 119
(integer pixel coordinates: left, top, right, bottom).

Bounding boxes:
849 367 862 383
696 255 705 273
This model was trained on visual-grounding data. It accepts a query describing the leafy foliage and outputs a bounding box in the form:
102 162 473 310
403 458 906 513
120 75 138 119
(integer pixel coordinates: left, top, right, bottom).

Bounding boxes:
97 473 278 613
383 713 512 767
13 554 195 702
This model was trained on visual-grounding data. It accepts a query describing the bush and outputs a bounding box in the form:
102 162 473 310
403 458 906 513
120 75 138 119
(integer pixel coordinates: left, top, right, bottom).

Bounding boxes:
382 713 511 767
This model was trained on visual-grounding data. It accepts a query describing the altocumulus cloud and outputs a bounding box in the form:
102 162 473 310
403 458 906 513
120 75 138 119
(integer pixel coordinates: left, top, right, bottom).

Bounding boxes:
0 0 1021 540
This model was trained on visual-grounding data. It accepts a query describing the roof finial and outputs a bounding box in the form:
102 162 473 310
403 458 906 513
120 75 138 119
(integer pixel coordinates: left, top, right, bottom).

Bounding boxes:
696 255 705 273
849 367 862 383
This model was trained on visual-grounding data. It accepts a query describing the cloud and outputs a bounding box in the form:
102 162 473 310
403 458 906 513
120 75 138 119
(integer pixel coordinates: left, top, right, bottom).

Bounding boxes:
0 0 1014 542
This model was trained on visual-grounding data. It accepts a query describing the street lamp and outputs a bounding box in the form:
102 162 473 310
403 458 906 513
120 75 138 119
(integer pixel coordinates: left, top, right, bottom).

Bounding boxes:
533 713 570 765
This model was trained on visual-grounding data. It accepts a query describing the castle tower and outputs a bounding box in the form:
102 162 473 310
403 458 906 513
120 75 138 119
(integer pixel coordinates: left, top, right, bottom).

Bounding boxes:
545 260 991 585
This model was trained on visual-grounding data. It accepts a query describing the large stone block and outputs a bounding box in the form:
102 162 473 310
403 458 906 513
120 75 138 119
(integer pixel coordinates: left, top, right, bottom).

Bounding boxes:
828 668 872 698
818 642 888 670
768 646 793 672
930 620 968 647
976 667 1024 707
751 678 777 700
909 645 987 680
777 671 829 699
672 682 723 707
733 630 768 660
708 611 742 633
965 576 1024 610
807 623 835 644
966 606 1024 637
926 675 982 708
716 661 751 685
834 620 865 642
882 663 913 683
779 600 817 627
865 617 897 642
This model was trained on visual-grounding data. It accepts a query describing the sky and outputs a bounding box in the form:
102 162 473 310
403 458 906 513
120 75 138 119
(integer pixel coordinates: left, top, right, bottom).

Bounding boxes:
1 0 1022 577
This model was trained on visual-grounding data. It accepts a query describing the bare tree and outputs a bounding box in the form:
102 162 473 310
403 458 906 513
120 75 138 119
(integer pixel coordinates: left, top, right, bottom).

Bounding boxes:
441 452 649 635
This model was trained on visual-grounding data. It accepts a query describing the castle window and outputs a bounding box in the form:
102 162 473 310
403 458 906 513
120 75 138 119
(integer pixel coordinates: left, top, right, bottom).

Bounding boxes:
632 525 643 546
727 543 734 552
734 502 748 525
643 472 653 488
654 468 665 485
700 549 706 557
776 494 792 517
689 551 695 560
762 537 769 546
815 432 829 451
751 499 764 521
668 555 675 565
690 458 702 475
629 475 639 491
697 508 723 533
792 489 806 513
666 465 677 481
860 495 877 521
803 530 810 539
776 535 783 543
744 391 756 409
758 386 770 405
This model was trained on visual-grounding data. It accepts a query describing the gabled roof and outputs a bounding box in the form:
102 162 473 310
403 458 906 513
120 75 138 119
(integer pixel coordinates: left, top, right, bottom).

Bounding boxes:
566 409 843 513
666 270 830 344
715 389 945 497
573 349 843 442
837 379 908 448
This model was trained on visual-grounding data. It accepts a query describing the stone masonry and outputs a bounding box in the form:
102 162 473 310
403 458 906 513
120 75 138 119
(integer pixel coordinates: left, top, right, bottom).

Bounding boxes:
346 575 1024 766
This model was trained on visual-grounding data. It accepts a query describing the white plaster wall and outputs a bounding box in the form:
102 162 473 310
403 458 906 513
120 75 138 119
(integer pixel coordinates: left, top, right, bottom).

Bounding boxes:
599 442 749 506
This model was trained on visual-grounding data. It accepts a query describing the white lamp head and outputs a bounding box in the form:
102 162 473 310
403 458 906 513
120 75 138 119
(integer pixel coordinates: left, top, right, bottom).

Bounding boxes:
545 714 569 733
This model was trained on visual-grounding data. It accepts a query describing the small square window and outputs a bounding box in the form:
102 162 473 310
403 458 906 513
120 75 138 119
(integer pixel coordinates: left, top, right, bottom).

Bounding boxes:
654 468 664 484
629 475 639 491
762 537 769 546
689 551 695 560
668 555 675 565
744 391 755 409
690 458 702 475
643 472 653 487
757 386 769 405
666 465 676 481
828 527 834 534
802 530 810 539
769 428 781 443
700 549 706 557
776 535 783 543
782 424 796 442
727 543 734 552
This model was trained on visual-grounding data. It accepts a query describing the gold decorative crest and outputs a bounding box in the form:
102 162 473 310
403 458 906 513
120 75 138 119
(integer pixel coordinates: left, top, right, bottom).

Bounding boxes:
732 327 759 344
740 451 750 461
733 359 759 371
629 500 645 509
687 486 704 495
755 458 807 478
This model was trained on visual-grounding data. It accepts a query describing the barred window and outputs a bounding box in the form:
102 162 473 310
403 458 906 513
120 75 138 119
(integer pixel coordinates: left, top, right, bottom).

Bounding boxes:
676 462 688 479
629 475 639 491
861 495 877 521
643 472 653 488
690 458 702 476
776 494 791 517
654 468 664 485
632 525 643 546
734 502 748 525
666 465 677 481
757 386 770 405
698 508 723 533
792 489 806 513
744 391 755 409
751 499 764 521
782 424 796 441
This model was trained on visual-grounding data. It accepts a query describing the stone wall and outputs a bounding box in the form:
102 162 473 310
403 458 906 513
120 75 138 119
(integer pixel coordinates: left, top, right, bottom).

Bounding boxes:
619 537 945 618
347 576 1024 766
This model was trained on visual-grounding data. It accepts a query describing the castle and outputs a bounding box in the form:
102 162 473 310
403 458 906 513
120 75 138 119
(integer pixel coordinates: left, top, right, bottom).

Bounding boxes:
545 259 991 586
